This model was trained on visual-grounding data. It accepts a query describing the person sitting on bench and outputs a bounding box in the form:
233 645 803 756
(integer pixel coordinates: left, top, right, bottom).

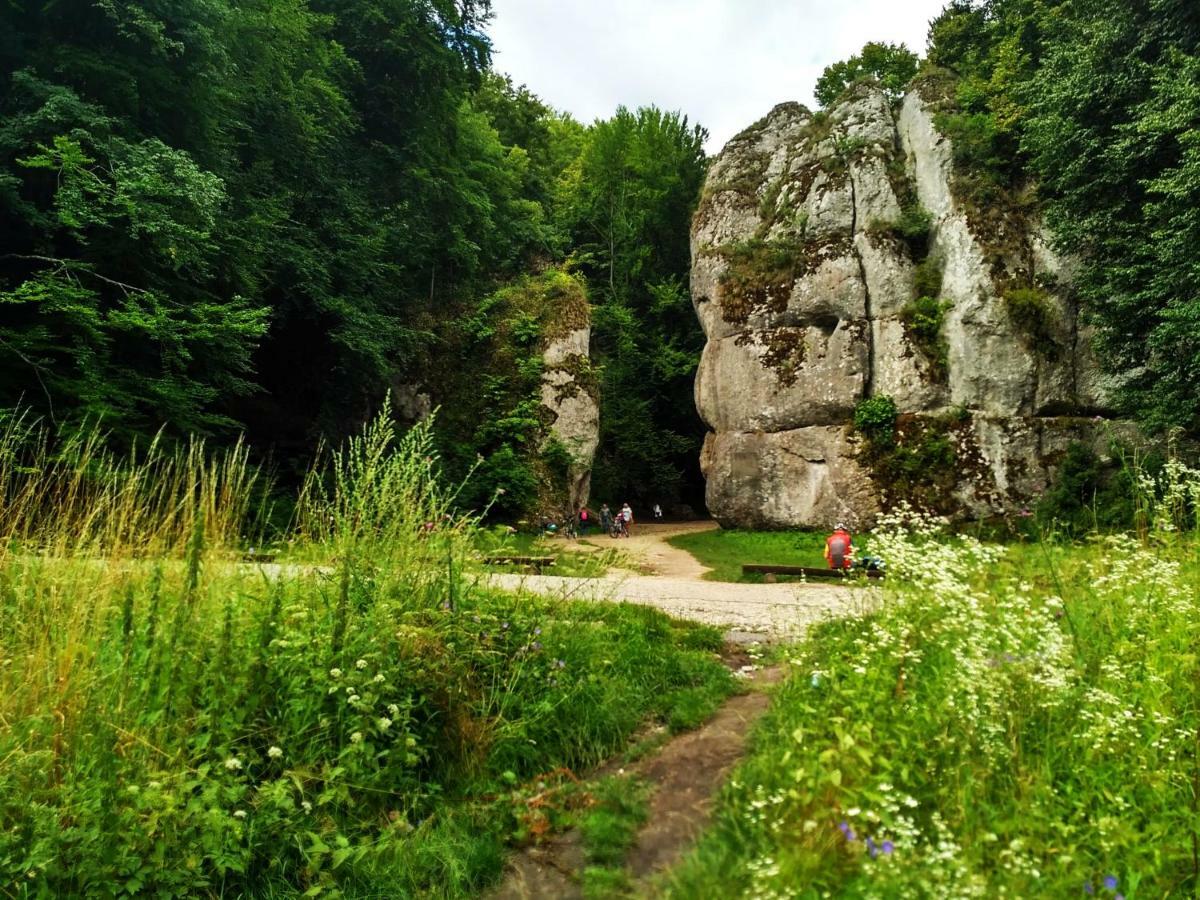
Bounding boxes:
825 523 854 570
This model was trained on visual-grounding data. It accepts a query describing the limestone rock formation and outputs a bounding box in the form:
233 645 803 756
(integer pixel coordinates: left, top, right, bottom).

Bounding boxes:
691 82 1125 528
540 321 600 513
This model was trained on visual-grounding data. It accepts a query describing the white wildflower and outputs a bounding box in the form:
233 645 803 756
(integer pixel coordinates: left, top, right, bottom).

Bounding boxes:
233 810 247 819
356 658 367 670
329 668 342 679
373 673 385 684
378 717 392 731
267 746 283 759
224 757 243 771
350 731 363 744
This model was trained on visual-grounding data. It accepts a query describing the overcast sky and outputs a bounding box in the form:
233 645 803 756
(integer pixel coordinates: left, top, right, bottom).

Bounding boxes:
487 0 950 153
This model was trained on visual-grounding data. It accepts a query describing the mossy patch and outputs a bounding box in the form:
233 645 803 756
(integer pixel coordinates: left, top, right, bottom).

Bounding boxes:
546 352 601 405
854 399 980 513
1003 286 1061 359
713 235 853 330
737 328 809 388
909 67 959 110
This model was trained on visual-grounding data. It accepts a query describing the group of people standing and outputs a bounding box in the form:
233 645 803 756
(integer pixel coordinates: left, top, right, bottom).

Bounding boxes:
576 502 663 538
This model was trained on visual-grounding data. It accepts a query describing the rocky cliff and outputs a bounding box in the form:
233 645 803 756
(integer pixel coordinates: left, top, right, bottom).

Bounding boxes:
691 82 1129 528
540 314 600 514
395 269 599 519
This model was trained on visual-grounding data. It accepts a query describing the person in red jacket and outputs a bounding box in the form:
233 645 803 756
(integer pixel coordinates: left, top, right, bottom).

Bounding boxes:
825 523 854 570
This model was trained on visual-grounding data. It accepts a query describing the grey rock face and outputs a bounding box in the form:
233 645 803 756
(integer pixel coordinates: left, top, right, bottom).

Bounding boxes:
692 84 1129 528
700 427 880 530
540 326 600 513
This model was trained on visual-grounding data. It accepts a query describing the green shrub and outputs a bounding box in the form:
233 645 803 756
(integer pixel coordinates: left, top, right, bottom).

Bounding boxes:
853 395 899 446
541 435 575 485
912 257 944 299
1037 442 1137 534
934 110 1006 178
1003 286 1059 356
895 202 933 256
900 294 951 376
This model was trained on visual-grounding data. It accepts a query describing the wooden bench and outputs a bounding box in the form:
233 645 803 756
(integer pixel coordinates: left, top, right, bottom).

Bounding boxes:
742 564 883 583
484 555 556 574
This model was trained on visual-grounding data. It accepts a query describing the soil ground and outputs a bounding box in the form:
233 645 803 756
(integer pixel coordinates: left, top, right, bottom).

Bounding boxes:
492 663 784 899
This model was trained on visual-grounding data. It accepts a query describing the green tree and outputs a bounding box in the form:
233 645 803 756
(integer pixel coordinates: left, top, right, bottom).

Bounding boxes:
1019 0 1200 431
564 107 708 508
815 41 920 107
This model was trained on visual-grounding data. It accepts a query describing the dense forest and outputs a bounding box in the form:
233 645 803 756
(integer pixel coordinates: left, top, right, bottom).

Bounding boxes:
0 0 708 516
1 0 1197 521
920 0 1200 433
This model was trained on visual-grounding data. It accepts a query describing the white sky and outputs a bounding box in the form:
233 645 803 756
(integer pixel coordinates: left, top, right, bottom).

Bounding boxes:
487 0 950 153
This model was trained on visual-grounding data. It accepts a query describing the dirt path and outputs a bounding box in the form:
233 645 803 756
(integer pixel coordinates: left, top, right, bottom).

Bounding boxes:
484 522 871 639
592 521 718 579
494 664 783 899
481 569 869 639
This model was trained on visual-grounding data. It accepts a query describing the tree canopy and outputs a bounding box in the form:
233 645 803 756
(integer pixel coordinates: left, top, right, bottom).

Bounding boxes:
0 0 711 514
815 41 920 107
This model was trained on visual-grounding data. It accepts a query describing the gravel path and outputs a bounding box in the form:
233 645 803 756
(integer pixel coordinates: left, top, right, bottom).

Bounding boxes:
482 571 874 639
484 522 877 639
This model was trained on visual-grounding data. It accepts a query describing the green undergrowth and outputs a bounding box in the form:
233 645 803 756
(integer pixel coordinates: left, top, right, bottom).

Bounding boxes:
667 529 872 584
580 775 651 898
0 412 735 897
663 508 1200 897
472 527 625 577
854 396 969 513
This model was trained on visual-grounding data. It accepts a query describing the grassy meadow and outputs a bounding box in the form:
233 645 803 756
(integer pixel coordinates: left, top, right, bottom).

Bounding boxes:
0 413 735 897
667 529 873 582
663 504 1200 898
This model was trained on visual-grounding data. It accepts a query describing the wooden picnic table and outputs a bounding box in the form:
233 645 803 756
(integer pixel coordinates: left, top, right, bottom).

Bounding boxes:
484 555 556 574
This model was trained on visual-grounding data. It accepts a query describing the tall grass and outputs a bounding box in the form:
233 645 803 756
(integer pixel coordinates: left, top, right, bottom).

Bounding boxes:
0 409 259 558
0 410 733 897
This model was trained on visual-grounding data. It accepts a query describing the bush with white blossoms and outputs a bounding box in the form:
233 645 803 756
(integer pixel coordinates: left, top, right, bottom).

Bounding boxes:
666 510 1200 898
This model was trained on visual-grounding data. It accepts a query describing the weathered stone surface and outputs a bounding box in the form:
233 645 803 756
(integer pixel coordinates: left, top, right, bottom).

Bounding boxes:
701 428 880 530
390 381 432 424
692 84 1135 528
541 326 600 512
695 324 867 432
854 233 912 318
850 155 902 230
954 416 1141 517
870 317 948 412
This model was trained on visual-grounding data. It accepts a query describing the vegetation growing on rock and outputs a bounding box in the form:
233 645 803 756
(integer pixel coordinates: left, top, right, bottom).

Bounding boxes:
925 0 1200 433
853 397 972 514
1002 285 1061 359
815 41 920 108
